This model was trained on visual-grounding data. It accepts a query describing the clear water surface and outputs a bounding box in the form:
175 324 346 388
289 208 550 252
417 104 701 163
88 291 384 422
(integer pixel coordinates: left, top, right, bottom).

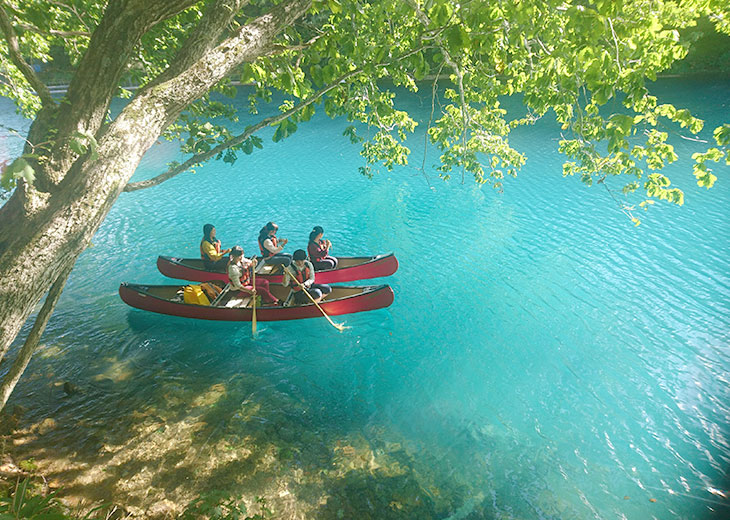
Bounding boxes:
2 77 729 519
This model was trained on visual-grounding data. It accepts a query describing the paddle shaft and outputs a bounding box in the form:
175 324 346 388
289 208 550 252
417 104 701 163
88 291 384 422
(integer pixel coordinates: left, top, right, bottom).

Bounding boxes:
285 266 344 331
251 258 257 334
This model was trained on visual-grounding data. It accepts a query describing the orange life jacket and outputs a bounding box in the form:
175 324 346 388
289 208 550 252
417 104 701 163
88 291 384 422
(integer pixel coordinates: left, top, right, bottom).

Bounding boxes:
238 263 251 285
291 264 311 292
258 235 278 258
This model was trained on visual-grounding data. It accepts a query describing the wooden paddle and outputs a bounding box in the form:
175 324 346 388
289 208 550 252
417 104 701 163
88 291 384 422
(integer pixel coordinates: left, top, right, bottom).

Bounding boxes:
251 258 257 335
284 266 345 332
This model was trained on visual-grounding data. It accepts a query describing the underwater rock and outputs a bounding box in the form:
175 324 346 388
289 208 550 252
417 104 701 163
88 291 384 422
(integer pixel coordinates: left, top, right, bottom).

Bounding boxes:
63 381 79 395
0 460 25 477
35 418 57 435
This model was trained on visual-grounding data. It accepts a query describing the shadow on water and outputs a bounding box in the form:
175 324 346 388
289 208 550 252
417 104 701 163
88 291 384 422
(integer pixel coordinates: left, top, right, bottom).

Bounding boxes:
2 310 491 519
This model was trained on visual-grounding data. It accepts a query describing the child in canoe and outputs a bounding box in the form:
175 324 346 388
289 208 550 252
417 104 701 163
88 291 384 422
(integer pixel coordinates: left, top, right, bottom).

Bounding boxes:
284 249 332 304
228 246 279 305
257 221 292 268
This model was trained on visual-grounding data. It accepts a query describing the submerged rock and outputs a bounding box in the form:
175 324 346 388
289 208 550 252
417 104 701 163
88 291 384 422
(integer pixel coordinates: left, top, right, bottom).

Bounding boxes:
63 381 79 395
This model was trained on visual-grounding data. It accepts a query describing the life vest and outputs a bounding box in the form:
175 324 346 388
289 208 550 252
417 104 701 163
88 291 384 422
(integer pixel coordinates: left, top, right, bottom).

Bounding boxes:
200 239 221 260
229 262 251 286
291 264 311 292
308 240 326 261
258 235 278 258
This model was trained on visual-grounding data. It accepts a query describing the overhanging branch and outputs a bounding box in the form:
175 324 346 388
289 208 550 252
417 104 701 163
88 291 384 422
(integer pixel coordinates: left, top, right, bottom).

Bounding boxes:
123 39 433 193
154 0 251 86
0 5 54 106
15 22 90 38
124 69 361 192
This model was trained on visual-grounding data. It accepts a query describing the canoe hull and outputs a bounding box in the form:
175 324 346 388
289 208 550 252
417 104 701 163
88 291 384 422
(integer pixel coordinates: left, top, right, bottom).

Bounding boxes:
156 253 398 284
119 283 394 322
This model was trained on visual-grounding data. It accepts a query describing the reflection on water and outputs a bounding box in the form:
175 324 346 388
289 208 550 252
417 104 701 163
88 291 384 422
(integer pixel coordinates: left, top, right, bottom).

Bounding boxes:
2 77 730 518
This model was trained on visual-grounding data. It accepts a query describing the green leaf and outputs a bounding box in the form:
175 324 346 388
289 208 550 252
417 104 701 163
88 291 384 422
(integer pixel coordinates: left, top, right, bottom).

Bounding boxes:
328 0 342 14
429 3 453 26
445 26 470 54
695 172 717 188
69 131 99 160
714 124 730 146
223 150 237 164
1 157 36 189
69 137 88 155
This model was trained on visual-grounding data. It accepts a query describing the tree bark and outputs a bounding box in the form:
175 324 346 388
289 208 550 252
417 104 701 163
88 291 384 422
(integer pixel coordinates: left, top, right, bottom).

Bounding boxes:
0 0 312 408
40 0 201 190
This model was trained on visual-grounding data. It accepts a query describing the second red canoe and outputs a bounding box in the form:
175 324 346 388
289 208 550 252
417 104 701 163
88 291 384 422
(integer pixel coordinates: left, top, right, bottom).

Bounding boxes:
157 253 398 284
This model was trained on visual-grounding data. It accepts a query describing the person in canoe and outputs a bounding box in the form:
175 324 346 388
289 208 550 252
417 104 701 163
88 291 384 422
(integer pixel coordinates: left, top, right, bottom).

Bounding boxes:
200 223 231 270
284 249 332 304
257 221 292 268
307 225 338 270
228 246 280 305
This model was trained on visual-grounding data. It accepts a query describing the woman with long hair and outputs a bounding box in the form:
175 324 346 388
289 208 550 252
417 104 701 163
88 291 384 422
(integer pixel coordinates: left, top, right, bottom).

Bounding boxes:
200 223 231 270
257 221 292 267
307 225 338 270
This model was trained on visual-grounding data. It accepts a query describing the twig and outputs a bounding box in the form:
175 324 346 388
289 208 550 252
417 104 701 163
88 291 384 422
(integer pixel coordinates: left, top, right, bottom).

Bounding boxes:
0 6 54 106
406 0 470 183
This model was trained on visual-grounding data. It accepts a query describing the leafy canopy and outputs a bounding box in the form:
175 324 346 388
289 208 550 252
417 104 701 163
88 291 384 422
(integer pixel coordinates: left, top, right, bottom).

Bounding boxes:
1 0 729 220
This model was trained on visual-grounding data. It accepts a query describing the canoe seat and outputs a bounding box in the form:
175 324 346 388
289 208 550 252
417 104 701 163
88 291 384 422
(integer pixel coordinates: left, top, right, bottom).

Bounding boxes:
225 296 251 308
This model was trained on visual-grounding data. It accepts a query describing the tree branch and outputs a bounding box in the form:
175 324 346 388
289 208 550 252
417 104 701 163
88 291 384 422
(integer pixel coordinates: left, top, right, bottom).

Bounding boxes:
154 0 251 85
0 5 54 106
0 259 74 410
48 0 92 32
15 22 91 38
45 0 202 186
124 68 358 192
123 39 433 192
82 0 311 196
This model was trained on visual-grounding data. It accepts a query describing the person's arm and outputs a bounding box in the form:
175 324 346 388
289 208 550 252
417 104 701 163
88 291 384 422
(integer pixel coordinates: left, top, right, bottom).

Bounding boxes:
305 261 315 287
282 268 292 287
216 240 231 256
263 237 283 255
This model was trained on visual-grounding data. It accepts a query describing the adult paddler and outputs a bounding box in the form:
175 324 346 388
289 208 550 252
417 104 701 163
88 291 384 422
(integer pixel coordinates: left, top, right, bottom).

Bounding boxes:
200 223 231 270
257 221 292 269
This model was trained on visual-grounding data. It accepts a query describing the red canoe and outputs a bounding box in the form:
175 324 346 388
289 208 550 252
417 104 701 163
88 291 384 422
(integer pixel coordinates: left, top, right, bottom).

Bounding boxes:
157 253 398 284
119 282 394 321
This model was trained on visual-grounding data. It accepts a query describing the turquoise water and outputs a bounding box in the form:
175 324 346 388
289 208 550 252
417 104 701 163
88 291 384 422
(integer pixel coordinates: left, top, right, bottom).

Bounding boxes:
2 77 729 518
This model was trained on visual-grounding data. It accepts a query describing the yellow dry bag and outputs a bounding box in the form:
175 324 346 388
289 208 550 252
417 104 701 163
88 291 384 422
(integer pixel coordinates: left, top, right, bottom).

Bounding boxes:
183 285 210 305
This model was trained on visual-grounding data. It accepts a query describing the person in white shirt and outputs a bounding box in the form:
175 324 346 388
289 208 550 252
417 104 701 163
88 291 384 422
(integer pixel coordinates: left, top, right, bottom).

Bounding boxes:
227 246 279 304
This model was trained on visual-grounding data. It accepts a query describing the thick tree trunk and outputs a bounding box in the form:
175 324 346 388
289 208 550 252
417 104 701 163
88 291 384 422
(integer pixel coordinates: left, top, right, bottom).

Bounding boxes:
0 0 312 411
